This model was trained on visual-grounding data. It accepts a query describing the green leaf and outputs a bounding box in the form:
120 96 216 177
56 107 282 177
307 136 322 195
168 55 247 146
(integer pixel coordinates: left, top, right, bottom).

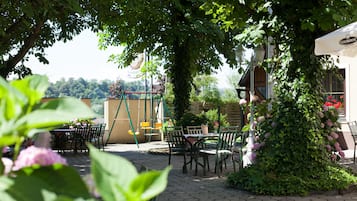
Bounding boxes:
19 97 97 128
11 75 49 108
242 124 250 132
1 97 96 139
130 167 171 201
0 136 21 148
38 97 96 117
89 145 138 201
0 165 91 201
0 77 27 120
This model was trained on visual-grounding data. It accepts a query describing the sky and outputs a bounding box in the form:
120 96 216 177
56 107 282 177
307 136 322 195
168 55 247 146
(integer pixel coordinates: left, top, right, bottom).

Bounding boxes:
27 29 238 88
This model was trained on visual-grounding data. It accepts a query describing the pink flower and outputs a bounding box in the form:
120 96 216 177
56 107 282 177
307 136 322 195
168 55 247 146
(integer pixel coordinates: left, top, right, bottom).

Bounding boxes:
264 132 271 138
325 144 332 152
251 95 259 102
327 136 333 141
318 112 324 118
321 123 325 128
248 152 256 162
330 132 339 139
239 99 247 105
323 105 329 111
334 142 341 151
252 143 261 150
331 154 337 161
326 119 333 127
13 146 67 171
257 116 265 123
339 151 345 158
2 146 9 153
1 158 13 175
253 121 257 127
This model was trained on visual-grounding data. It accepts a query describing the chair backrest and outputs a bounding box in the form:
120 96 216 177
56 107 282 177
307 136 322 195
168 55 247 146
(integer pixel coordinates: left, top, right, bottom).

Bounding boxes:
186 126 203 135
216 130 238 151
219 126 240 132
90 124 102 136
219 126 246 146
348 121 357 141
75 126 92 142
99 123 106 137
166 126 185 148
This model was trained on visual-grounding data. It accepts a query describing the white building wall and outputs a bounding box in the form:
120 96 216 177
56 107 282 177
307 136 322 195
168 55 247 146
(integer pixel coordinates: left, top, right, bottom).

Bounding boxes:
348 62 357 122
338 57 357 150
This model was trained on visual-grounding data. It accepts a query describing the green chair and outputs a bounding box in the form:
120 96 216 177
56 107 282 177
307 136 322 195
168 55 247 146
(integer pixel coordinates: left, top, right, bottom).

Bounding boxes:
186 125 203 134
232 131 248 172
90 124 106 151
73 126 92 153
348 121 357 163
166 126 190 173
198 128 238 176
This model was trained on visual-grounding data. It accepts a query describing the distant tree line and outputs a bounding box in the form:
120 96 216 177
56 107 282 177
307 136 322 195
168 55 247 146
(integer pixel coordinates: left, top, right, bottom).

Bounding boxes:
45 78 147 116
44 75 239 116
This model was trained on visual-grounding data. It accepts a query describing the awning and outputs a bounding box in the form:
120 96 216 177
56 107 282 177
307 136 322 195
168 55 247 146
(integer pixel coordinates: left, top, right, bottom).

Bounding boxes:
314 21 357 58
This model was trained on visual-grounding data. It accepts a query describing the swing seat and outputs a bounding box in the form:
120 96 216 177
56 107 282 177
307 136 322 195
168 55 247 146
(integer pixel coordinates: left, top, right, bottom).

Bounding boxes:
140 122 151 129
128 130 140 135
154 122 162 129
140 122 150 127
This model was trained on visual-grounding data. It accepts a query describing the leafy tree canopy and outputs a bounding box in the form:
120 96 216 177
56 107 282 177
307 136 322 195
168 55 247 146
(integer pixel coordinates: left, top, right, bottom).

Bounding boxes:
201 0 357 195
97 0 240 120
0 0 108 79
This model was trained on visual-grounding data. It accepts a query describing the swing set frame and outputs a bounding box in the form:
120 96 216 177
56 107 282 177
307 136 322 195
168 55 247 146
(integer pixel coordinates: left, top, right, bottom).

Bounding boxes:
106 90 169 147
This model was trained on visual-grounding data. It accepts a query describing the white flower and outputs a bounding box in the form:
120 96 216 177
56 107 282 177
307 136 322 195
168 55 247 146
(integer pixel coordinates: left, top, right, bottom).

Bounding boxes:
239 99 247 105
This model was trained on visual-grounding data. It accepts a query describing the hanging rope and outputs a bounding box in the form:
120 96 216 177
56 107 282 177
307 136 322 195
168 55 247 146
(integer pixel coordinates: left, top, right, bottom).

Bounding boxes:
136 98 141 134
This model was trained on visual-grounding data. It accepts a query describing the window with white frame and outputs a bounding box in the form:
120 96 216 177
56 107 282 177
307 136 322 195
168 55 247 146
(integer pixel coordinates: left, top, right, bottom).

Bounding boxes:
322 69 345 115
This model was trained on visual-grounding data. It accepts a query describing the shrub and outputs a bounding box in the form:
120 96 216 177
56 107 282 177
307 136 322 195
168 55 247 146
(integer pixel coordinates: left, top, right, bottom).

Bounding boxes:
227 162 357 195
176 112 208 128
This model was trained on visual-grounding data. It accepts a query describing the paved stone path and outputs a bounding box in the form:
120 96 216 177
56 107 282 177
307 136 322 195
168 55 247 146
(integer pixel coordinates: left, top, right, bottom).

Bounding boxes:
65 141 357 201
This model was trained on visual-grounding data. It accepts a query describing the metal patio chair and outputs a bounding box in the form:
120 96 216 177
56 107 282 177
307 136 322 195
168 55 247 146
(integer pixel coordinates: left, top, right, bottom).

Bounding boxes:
348 121 357 163
166 126 190 173
198 128 238 176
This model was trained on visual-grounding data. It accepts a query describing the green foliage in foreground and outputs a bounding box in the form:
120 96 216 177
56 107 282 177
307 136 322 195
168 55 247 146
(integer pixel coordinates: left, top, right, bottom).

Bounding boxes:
227 163 357 195
0 145 171 201
0 75 97 150
0 75 170 200
90 145 170 201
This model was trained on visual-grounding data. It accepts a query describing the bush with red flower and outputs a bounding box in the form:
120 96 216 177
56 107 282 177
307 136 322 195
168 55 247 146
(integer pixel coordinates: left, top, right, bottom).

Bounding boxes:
324 95 343 109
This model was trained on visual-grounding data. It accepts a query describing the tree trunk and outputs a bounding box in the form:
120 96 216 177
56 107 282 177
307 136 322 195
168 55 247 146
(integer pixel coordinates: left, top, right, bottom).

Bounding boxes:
171 39 192 121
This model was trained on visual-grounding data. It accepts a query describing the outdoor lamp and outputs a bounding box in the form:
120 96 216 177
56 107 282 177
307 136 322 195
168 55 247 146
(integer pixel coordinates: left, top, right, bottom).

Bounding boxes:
253 46 266 64
243 45 265 167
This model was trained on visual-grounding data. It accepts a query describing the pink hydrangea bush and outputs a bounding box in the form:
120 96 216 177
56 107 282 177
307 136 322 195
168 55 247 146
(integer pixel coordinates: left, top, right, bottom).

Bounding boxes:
320 105 344 161
13 146 67 171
